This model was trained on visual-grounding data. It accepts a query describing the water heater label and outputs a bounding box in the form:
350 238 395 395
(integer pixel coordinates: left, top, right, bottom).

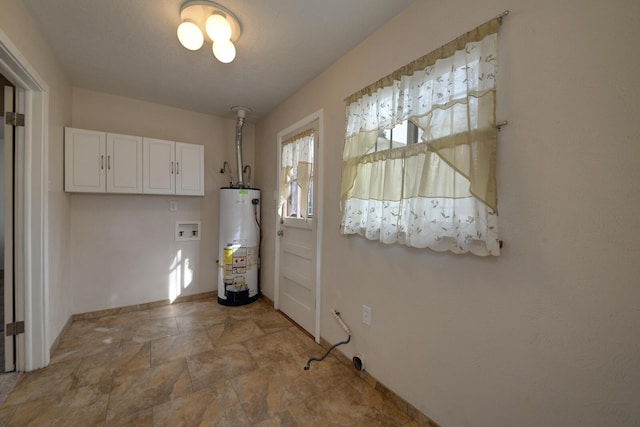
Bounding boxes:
247 246 258 268
223 247 233 265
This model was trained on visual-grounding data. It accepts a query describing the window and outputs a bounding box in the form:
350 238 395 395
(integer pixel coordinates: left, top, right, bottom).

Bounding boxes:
339 18 501 256
284 166 314 219
368 121 424 154
279 130 314 220
285 167 299 217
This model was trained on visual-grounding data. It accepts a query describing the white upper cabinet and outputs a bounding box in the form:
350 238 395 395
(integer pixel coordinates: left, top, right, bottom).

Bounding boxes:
143 137 176 195
106 133 143 194
65 127 142 194
66 128 204 196
65 128 106 193
176 142 205 196
143 138 205 196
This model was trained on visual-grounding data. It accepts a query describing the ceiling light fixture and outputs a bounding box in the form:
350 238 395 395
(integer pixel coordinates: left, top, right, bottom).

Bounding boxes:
177 0 242 64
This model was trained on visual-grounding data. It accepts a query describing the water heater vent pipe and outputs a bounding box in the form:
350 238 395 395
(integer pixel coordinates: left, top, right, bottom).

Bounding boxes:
231 106 251 187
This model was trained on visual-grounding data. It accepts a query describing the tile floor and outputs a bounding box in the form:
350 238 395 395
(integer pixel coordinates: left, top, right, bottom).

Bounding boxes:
0 297 420 426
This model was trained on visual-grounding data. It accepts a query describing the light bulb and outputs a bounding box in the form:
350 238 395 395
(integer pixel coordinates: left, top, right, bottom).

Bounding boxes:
177 20 204 50
212 40 236 63
206 13 232 42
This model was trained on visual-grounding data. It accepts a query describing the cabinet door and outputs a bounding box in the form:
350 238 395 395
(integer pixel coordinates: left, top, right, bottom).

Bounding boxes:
175 142 204 196
106 133 143 193
143 137 175 194
64 127 106 193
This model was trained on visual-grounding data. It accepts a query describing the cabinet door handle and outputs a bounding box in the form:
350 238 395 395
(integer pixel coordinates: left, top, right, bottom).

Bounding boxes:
171 161 174 174
176 162 180 175
100 155 104 170
107 155 111 170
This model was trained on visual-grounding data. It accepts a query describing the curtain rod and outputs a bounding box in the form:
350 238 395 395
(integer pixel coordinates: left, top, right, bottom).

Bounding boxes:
497 10 509 25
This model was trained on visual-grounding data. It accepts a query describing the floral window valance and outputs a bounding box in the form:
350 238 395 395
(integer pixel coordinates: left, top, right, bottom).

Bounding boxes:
339 18 501 256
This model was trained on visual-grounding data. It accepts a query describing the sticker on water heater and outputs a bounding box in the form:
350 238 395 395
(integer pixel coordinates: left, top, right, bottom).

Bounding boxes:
233 276 246 289
233 247 247 264
223 247 233 265
247 246 258 268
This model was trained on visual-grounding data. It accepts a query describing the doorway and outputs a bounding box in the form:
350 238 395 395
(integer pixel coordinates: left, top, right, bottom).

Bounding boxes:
0 30 50 371
275 110 324 342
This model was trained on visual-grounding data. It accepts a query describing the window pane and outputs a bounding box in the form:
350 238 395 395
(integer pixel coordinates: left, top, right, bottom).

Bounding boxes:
288 182 298 217
285 165 314 219
390 121 408 146
308 179 313 218
415 124 424 143
372 121 420 153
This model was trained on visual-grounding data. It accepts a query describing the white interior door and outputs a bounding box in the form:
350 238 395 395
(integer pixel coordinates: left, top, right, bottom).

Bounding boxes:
279 218 315 333
276 115 322 340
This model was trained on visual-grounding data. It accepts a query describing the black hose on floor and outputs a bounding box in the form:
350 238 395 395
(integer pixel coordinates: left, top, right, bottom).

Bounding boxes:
303 334 351 370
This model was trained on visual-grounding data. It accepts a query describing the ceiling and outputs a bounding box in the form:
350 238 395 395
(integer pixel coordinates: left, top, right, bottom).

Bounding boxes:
20 0 415 121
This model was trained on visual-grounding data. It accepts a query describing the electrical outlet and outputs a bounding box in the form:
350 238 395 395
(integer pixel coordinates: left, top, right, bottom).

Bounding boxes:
362 305 372 326
170 201 177 211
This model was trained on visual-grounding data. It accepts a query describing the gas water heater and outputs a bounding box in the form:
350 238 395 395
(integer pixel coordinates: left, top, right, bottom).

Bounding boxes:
217 107 261 306
218 187 260 305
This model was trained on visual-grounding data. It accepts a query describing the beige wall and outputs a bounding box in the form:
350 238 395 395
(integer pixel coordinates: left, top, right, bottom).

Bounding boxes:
0 0 73 351
254 0 640 426
70 89 255 313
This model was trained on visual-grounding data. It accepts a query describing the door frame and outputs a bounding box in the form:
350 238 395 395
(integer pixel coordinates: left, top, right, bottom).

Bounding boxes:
3 84 15 372
0 28 50 371
274 109 324 343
